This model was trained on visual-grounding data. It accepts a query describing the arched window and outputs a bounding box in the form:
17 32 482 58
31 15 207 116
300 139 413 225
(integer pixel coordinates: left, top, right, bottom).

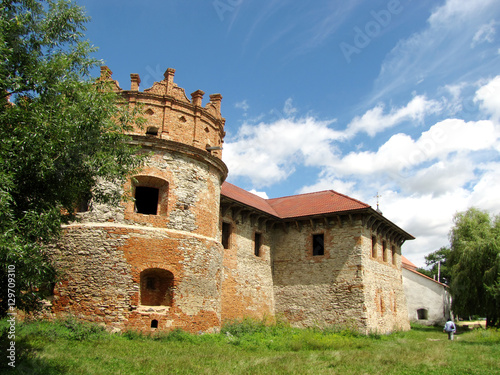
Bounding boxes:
140 268 174 306
133 176 168 216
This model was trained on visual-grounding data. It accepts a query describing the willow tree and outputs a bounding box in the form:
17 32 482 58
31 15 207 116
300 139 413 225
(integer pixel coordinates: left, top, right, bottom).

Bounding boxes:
0 0 142 315
449 208 500 327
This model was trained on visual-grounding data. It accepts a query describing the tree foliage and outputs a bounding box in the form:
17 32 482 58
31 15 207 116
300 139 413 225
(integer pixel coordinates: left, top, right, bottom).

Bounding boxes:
417 247 451 285
448 208 500 327
0 0 142 315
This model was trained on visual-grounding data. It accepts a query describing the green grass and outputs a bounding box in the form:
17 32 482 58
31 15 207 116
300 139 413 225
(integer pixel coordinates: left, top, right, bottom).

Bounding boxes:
1 318 499 374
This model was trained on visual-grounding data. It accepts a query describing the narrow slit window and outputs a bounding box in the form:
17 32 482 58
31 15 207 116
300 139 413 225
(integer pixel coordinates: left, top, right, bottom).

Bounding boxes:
371 236 377 258
254 232 262 257
135 186 159 215
383 240 387 262
222 222 231 249
312 234 324 256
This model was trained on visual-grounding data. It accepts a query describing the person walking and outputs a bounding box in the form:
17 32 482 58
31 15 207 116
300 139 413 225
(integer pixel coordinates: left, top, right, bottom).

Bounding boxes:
443 318 456 340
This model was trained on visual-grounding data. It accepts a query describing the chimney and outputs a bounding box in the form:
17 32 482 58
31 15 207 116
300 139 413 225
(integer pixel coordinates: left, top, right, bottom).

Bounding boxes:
130 73 141 91
209 94 222 114
191 90 205 107
164 68 175 84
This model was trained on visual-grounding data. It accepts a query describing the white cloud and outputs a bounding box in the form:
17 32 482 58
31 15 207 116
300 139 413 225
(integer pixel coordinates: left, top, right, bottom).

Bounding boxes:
283 98 297 117
223 115 342 187
234 99 250 112
249 189 269 199
471 20 496 47
475 75 500 121
346 95 441 137
371 0 500 104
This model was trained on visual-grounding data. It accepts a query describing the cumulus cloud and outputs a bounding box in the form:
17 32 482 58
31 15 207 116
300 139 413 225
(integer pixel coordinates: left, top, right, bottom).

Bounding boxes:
475 75 500 121
346 95 442 137
223 115 342 187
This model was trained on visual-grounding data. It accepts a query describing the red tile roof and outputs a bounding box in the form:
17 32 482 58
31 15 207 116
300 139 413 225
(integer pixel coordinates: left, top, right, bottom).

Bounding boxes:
268 190 369 219
220 182 278 216
401 255 418 270
221 182 369 219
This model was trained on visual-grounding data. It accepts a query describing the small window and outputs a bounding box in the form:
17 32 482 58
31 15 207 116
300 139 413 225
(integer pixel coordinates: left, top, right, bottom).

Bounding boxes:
135 186 159 215
151 319 158 329
312 234 324 256
371 236 377 258
382 240 387 262
417 308 428 320
146 126 159 136
222 222 231 249
140 269 174 306
254 232 262 257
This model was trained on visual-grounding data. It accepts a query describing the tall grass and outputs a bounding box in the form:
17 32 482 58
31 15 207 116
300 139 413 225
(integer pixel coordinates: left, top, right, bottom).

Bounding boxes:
1 318 499 374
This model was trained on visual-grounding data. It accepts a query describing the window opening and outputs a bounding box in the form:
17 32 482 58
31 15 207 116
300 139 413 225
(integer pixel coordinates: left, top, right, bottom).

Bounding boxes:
371 236 377 258
140 269 174 306
312 234 324 256
254 232 262 257
417 308 428 320
135 186 159 215
222 222 231 249
146 126 159 136
151 319 158 329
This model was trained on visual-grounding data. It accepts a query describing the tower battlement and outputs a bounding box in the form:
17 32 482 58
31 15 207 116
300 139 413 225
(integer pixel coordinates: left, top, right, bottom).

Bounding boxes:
99 66 225 159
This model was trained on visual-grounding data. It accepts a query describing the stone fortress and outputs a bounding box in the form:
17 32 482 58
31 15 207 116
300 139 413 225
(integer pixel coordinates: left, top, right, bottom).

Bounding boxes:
49 67 414 334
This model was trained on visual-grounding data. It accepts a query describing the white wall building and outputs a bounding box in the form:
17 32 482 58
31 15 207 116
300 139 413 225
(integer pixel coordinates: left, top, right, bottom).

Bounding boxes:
402 256 452 325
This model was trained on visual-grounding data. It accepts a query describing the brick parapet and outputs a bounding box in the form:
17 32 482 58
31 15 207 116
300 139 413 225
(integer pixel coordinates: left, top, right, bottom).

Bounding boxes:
99 66 226 159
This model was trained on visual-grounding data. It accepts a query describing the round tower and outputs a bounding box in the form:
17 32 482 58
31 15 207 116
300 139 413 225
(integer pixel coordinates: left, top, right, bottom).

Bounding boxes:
50 67 228 333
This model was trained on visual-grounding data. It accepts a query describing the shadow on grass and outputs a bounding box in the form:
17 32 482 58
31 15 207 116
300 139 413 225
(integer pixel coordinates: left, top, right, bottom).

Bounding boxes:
1 333 69 374
409 324 443 333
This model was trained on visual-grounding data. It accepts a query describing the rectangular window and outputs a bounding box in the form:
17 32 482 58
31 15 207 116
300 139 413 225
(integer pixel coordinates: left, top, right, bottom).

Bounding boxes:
371 236 377 258
254 232 262 257
135 186 159 215
222 222 231 249
312 234 324 256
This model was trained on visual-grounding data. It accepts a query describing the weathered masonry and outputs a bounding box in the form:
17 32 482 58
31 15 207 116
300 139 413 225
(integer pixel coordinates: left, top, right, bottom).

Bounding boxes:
48 67 414 334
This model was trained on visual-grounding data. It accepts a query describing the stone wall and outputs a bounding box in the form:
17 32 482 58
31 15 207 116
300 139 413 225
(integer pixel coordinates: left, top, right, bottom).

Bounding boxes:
272 217 366 330
361 227 411 333
220 213 275 322
50 138 227 333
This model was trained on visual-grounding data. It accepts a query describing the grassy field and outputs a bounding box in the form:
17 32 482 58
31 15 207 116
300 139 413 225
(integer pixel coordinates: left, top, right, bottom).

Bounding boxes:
1 318 499 374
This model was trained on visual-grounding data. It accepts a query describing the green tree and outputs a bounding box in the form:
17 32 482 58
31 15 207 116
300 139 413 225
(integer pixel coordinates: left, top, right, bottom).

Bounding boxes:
417 247 451 285
448 208 500 327
0 0 142 316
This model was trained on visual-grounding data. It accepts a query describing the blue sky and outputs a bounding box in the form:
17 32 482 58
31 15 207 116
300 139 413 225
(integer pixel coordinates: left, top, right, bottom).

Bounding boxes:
77 0 500 267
